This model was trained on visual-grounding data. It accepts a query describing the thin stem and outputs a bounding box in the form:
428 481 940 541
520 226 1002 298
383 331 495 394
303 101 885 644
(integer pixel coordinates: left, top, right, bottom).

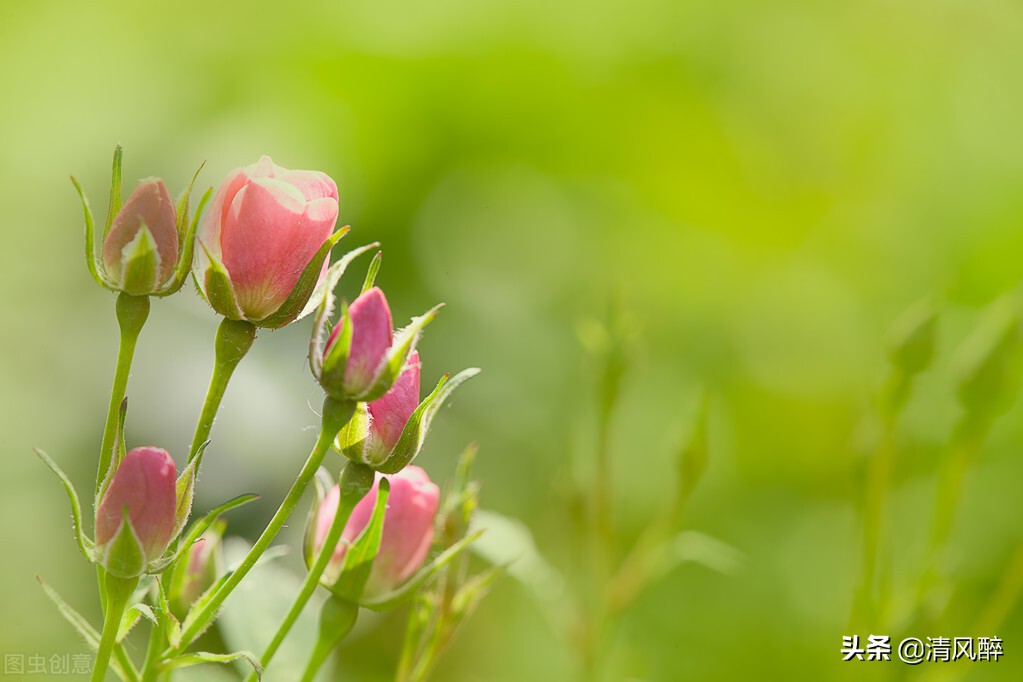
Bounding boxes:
166 397 355 655
97 293 150 493
91 574 139 682
851 368 909 629
188 318 257 462
245 461 373 682
300 597 359 682
139 597 167 682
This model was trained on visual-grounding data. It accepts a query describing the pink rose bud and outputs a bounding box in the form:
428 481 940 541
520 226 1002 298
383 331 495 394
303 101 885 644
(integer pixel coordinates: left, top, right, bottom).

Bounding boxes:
102 179 179 295
194 156 341 326
169 527 223 618
366 351 421 457
313 466 439 597
95 447 178 567
323 287 394 397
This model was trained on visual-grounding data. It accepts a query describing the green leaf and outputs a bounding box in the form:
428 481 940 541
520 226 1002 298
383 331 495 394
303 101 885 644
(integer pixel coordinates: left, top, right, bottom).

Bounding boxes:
376 368 480 474
119 224 162 295
332 478 390 602
70 175 112 289
34 448 95 560
199 240 244 319
103 515 147 579
257 226 350 329
103 145 124 241
362 530 485 612
116 602 157 643
159 650 262 680
360 303 444 402
156 576 184 650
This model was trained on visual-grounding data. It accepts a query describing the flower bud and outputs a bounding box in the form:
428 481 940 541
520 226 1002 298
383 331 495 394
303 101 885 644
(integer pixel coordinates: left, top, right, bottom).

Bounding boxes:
95 447 178 576
168 526 224 619
102 179 179 295
312 466 439 598
194 156 343 327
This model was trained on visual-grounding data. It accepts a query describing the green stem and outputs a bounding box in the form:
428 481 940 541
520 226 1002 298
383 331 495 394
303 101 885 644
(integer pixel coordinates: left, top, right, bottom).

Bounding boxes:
245 461 373 682
301 597 359 682
139 598 167 682
97 293 150 493
91 573 139 682
188 318 257 462
167 397 355 655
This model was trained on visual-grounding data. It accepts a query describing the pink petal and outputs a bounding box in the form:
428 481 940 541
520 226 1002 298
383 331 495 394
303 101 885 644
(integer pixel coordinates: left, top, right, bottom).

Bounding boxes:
278 169 339 202
367 351 421 454
103 179 178 282
344 287 394 393
95 447 178 561
221 178 336 319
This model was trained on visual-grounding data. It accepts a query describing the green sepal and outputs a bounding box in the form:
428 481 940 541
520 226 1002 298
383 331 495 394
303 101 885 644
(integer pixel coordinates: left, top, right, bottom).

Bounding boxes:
34 448 96 560
330 478 390 602
256 226 350 329
159 183 211 297
119 224 162 295
376 368 481 473
156 576 184 649
102 145 124 241
199 240 244 320
158 650 262 679
71 175 114 289
302 243 380 336
102 514 147 579
361 529 484 611
359 304 443 402
320 300 353 395
173 441 207 540
335 401 371 461
361 251 382 294
116 602 157 643
149 493 258 574
97 397 130 503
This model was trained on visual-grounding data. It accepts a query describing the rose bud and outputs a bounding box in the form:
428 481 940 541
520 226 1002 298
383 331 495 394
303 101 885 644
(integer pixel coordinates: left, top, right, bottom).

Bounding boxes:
101 179 179 295
194 156 346 328
95 447 179 577
312 466 440 598
168 524 224 619
333 346 480 472
313 286 441 405
73 146 206 297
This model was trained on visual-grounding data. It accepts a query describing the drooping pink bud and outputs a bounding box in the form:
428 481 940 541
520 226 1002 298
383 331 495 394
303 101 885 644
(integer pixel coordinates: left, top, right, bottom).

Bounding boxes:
313 466 439 597
102 179 179 292
95 447 178 562
364 350 421 461
195 156 340 323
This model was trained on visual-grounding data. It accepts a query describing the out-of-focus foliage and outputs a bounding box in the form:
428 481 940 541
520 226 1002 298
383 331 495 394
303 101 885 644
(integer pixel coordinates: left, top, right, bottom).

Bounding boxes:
4 0 1023 679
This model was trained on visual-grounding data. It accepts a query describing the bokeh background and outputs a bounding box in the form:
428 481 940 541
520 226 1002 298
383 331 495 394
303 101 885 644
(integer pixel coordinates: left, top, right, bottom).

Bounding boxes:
4 0 1023 679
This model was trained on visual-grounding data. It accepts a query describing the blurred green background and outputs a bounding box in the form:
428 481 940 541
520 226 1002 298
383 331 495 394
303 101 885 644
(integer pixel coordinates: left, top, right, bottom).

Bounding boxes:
4 0 1023 679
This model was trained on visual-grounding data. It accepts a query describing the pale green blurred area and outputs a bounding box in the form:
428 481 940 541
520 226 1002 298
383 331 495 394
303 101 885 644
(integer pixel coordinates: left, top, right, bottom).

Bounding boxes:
3 0 1023 679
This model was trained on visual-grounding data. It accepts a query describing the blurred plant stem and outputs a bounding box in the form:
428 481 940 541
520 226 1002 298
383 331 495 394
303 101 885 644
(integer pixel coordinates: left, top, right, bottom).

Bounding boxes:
96 293 150 494
246 461 372 682
159 397 355 658
187 318 257 462
851 366 910 630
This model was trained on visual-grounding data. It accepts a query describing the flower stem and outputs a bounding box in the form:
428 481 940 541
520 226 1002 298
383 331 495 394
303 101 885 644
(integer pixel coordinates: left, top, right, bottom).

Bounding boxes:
91 573 139 682
96 293 150 494
300 596 359 682
245 461 373 682
188 318 257 462
167 397 355 654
